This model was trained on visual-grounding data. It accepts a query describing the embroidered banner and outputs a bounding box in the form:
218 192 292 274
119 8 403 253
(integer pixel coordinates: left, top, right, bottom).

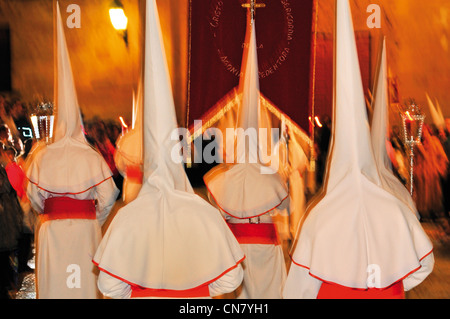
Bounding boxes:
187 0 314 132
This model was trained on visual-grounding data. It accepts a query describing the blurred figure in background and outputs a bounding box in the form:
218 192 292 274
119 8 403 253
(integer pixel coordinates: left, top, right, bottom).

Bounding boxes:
0 96 21 144
105 120 122 147
0 151 24 299
0 124 14 149
315 114 331 189
3 145 35 277
389 124 409 186
443 120 450 227
414 124 448 223
91 119 123 201
9 100 32 159
91 119 122 200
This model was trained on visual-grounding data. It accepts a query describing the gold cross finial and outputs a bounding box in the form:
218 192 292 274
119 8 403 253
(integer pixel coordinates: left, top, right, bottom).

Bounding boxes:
241 0 266 22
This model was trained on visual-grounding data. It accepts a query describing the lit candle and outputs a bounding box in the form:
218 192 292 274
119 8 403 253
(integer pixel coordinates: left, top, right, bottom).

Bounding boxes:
405 111 413 140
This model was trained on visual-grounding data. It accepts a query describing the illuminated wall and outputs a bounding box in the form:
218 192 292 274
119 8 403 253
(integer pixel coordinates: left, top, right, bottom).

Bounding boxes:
0 0 449 127
0 0 188 126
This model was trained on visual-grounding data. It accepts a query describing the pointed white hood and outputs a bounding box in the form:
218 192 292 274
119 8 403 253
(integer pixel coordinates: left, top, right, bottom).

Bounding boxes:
93 0 244 290
132 78 143 131
53 2 87 145
114 78 144 204
370 39 420 219
426 93 445 129
115 77 144 170
203 15 288 219
435 99 445 127
26 1 114 194
236 19 261 164
140 0 192 192
290 0 433 289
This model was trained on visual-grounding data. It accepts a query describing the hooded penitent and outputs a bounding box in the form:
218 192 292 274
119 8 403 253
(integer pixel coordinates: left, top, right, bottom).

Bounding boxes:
25 1 119 299
370 38 420 219
114 76 144 203
289 0 433 290
203 14 288 219
26 2 115 207
93 0 244 291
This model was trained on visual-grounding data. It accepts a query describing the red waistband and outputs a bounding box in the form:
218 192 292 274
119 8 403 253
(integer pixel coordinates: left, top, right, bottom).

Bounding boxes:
227 222 280 245
130 284 210 298
42 197 96 222
126 165 143 183
317 281 405 299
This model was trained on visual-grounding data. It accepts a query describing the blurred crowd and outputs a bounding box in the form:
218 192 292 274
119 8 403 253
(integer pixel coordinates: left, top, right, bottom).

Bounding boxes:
0 94 124 299
390 122 450 224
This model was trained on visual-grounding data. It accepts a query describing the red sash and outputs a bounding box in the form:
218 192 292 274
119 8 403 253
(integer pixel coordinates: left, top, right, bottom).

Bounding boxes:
317 281 405 299
130 284 210 298
41 197 96 222
227 222 280 245
126 165 143 183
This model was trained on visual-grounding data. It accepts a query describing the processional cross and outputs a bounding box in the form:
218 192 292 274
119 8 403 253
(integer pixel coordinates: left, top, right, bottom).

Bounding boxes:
241 0 266 22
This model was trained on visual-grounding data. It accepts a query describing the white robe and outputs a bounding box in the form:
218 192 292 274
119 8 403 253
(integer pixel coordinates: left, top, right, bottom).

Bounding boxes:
283 252 435 299
210 197 287 300
232 210 287 299
97 263 244 299
26 141 118 299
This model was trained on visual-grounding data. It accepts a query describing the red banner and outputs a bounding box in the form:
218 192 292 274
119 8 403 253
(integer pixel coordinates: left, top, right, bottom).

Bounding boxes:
187 0 314 131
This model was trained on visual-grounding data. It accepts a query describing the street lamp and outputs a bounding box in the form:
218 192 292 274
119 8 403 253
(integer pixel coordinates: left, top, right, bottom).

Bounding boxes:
109 0 128 46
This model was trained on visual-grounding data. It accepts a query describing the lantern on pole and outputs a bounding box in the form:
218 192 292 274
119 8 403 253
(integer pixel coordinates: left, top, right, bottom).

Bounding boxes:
401 100 425 195
30 101 55 144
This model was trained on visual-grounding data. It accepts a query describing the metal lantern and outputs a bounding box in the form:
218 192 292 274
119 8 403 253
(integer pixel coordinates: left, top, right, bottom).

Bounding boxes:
31 102 55 144
401 101 425 195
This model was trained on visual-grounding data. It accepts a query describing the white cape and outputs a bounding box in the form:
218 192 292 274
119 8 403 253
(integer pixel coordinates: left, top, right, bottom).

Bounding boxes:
287 0 433 291
93 0 244 292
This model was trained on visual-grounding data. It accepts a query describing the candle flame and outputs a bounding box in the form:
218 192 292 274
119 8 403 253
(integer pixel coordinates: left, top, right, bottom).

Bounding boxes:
119 116 128 128
405 111 413 121
314 116 322 127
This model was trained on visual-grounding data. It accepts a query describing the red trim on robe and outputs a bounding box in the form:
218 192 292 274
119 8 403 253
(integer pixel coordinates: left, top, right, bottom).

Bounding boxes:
203 176 289 219
41 197 96 222
92 256 246 298
317 280 405 299
289 249 434 293
131 283 210 298
227 222 280 245
27 176 113 195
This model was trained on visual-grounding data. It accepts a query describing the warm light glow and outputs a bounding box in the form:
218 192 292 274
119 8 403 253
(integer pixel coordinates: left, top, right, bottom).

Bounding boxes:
314 116 322 127
119 116 128 128
405 111 413 121
308 116 322 127
109 8 128 30
30 114 54 140
30 115 39 139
